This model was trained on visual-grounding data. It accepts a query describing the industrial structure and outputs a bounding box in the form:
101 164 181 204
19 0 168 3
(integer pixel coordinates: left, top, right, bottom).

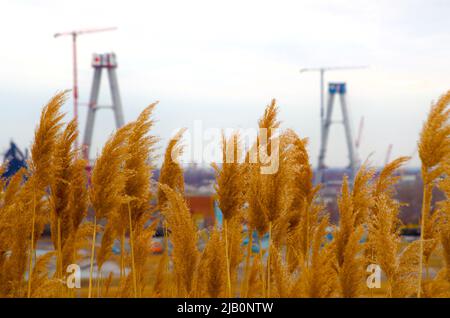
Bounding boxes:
1 142 27 178
299 66 366 186
316 83 359 184
54 27 117 149
82 53 125 161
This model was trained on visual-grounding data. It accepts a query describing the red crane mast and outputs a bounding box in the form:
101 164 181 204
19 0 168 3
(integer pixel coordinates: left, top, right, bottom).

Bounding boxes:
54 27 117 148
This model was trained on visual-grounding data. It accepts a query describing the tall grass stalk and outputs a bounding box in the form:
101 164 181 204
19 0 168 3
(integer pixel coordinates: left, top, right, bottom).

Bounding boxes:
128 201 138 297
57 217 62 296
88 216 96 298
417 90 450 297
27 191 36 298
267 222 272 298
241 232 253 297
120 231 125 279
223 220 232 297
418 181 432 298
258 237 265 297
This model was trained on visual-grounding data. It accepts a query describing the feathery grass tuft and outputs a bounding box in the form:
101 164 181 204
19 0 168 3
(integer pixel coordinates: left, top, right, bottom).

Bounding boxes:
159 184 199 297
158 127 186 207
417 90 450 297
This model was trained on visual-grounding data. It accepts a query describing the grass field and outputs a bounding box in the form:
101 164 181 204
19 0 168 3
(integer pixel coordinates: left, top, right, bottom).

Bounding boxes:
0 91 449 298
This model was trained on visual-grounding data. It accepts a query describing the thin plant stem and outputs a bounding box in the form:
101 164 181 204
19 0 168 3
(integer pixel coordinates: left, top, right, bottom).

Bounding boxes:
305 205 309 269
418 177 432 298
88 216 96 298
267 222 272 298
258 237 264 297
370 246 374 298
387 281 392 298
224 219 232 297
120 230 125 280
242 230 253 297
97 271 101 297
27 190 36 298
57 216 63 296
127 201 138 298
162 221 169 298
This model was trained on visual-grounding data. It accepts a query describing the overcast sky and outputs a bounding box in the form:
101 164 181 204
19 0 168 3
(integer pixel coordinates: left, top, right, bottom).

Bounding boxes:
1 0 449 167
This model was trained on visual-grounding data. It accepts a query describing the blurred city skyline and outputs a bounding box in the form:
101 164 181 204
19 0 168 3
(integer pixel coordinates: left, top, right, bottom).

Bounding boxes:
1 0 449 167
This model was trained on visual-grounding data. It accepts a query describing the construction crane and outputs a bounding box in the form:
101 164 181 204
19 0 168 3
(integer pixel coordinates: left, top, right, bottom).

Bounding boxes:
299 66 367 184
384 144 393 166
54 27 117 148
355 116 364 149
299 66 367 130
83 53 125 162
316 83 359 184
2 141 27 178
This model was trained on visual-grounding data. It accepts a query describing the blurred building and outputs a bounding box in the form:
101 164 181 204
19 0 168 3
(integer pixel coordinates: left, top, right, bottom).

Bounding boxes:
185 195 215 229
